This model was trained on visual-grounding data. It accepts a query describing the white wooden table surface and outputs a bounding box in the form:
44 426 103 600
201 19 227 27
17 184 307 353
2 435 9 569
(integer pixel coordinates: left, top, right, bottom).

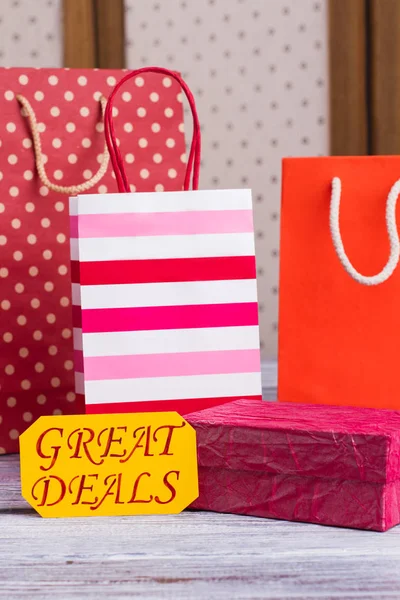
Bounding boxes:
1 364 400 599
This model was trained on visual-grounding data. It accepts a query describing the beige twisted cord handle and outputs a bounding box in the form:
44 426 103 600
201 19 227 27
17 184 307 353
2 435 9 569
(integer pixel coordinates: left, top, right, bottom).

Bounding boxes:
16 94 110 195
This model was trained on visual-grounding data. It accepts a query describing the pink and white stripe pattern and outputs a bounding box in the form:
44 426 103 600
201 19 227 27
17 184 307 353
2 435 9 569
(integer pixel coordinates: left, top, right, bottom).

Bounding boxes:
70 189 262 415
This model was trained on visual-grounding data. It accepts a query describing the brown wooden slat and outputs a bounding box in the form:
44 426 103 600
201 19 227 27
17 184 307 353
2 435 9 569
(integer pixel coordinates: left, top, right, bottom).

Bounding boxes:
370 0 400 154
329 0 368 155
94 0 125 69
63 0 97 68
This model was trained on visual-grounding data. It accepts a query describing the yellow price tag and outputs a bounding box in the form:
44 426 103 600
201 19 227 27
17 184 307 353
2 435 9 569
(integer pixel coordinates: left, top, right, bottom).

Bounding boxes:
19 412 198 518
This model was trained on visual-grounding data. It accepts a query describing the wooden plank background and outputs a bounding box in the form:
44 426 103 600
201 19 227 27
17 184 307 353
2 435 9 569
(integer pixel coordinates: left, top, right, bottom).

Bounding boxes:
330 0 400 156
329 0 368 155
370 0 400 155
95 0 125 69
63 0 97 68
63 0 125 69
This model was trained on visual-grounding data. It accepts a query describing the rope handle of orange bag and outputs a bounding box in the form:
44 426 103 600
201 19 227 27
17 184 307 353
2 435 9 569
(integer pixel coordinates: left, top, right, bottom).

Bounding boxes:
104 67 201 193
330 176 400 285
16 94 110 195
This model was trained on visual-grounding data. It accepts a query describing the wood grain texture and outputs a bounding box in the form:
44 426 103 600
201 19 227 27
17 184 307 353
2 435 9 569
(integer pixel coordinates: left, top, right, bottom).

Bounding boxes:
94 0 125 69
2 389 400 600
370 0 400 154
63 0 96 68
329 0 368 155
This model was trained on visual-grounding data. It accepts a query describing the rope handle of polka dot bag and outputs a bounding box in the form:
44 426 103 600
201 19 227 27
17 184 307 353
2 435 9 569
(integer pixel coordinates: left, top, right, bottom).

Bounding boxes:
104 67 201 193
16 94 110 195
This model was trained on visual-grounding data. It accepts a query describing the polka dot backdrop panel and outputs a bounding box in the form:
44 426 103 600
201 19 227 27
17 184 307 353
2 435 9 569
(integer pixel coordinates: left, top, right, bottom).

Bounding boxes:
0 0 62 67
125 0 329 358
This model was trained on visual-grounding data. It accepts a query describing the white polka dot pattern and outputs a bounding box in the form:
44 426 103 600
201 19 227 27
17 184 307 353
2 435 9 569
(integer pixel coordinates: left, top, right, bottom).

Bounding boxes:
124 0 329 357
0 66 187 453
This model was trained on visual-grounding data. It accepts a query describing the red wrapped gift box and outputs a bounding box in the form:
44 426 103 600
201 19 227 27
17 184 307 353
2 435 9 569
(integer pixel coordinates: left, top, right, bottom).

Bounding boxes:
186 399 400 531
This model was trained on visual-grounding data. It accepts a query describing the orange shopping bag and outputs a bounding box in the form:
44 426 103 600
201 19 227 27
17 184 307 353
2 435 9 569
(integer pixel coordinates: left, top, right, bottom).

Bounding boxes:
278 155 400 410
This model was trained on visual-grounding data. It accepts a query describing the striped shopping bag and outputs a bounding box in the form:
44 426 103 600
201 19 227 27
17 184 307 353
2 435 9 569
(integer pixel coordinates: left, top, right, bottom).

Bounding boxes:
70 68 262 415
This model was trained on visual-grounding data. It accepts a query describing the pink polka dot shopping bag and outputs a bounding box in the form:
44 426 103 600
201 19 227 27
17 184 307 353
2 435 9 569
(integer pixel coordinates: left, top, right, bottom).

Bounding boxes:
0 67 187 454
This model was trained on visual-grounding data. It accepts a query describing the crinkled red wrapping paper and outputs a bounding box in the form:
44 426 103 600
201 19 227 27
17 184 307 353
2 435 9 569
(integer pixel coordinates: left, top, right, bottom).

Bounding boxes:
186 399 400 531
